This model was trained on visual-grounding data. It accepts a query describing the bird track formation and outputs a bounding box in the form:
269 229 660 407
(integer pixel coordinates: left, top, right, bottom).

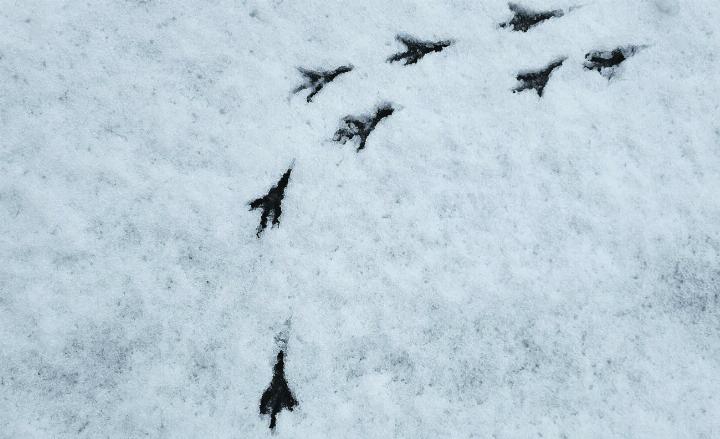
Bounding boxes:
387 34 454 65
584 45 645 79
513 58 566 97
248 167 292 238
292 65 353 102
333 103 396 152
249 3 648 431
499 2 565 32
259 351 298 430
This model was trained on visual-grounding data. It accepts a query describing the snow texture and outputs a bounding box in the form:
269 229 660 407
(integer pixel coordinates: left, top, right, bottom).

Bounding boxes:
1 0 720 438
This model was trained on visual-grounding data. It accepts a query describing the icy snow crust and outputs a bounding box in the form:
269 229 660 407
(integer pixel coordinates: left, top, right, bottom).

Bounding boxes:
1 0 720 437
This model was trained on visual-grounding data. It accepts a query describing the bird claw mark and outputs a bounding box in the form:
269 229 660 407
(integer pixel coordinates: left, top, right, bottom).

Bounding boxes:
259 350 298 430
333 103 395 152
293 65 353 102
387 34 453 66
583 45 645 79
512 58 566 97
249 167 292 237
499 2 565 32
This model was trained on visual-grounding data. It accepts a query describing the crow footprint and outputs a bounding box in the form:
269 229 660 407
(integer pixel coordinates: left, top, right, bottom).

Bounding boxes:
249 166 292 238
499 2 564 32
333 103 395 152
259 350 298 430
584 45 644 78
512 58 566 97
387 34 453 65
293 65 353 102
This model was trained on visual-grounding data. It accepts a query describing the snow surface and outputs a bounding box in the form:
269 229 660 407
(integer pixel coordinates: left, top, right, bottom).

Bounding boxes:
1 0 720 437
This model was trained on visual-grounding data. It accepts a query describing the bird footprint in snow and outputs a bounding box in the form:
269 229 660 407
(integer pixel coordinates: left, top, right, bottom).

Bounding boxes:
249 166 292 238
387 34 453 66
512 58 566 97
259 350 298 430
499 2 566 32
584 45 645 79
333 103 395 152
292 65 353 102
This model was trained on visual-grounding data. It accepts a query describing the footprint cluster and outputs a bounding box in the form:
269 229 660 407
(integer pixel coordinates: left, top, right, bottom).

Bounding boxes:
501 4 644 96
250 2 647 431
248 33 452 240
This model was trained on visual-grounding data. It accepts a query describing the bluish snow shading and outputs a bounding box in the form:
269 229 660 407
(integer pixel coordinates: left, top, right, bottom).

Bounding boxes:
1 0 719 438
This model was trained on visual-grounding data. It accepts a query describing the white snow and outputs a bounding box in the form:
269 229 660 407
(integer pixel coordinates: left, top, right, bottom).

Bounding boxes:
1 0 720 437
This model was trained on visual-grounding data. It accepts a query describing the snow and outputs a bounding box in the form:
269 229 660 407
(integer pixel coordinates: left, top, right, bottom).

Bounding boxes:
1 0 720 437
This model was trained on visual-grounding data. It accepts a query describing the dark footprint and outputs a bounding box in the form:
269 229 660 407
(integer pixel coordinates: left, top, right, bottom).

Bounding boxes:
259 351 298 430
249 166 292 238
333 103 395 152
292 65 353 102
499 2 564 32
512 58 566 97
584 45 644 79
387 34 453 65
